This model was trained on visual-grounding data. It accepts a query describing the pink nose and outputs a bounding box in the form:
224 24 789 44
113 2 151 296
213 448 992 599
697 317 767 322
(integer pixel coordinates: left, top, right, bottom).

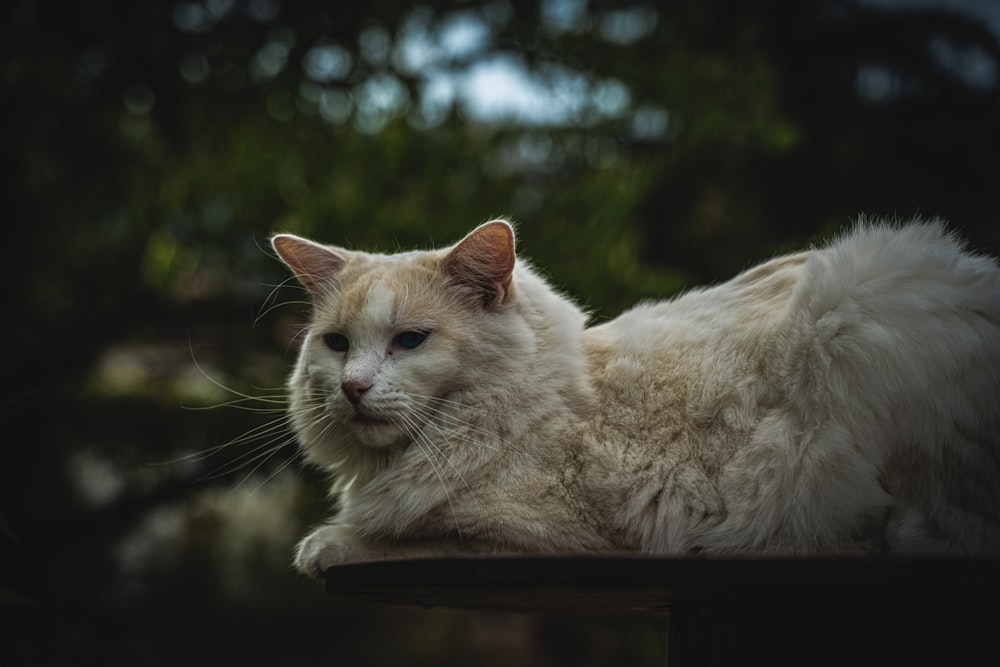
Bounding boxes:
341 379 372 405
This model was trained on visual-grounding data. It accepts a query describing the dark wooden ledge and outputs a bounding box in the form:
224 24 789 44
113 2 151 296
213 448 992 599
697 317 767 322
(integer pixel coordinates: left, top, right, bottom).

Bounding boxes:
326 556 1000 665
324 555 1000 613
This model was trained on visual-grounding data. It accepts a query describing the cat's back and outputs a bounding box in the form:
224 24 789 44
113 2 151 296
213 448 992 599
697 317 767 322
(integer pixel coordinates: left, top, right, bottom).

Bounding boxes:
583 244 810 420
587 219 1000 409
580 242 812 487
784 220 1000 434
792 220 1000 341
582 219 1000 554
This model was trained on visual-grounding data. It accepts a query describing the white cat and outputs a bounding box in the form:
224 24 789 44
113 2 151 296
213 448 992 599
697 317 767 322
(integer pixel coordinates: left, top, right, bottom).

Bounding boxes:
271 217 1000 576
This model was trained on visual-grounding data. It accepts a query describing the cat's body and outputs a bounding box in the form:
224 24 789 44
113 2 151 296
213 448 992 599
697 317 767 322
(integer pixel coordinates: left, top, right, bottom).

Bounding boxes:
272 218 1000 575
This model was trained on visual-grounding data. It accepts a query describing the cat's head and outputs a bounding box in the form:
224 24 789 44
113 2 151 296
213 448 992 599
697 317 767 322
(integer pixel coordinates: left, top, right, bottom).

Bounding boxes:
272 221 520 470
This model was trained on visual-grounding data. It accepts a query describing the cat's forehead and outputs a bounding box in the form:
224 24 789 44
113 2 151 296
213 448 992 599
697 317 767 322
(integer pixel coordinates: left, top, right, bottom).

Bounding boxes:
317 250 443 325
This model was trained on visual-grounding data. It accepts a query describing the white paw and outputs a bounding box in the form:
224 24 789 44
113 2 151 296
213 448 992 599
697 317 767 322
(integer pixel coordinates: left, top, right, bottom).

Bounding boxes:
293 524 366 577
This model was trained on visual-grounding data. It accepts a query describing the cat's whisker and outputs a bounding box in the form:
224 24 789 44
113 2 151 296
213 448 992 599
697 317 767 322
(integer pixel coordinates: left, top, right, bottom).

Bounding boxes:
416 411 499 444
247 453 299 494
414 424 505 460
421 393 500 412
185 342 288 406
253 276 312 326
403 412 480 497
286 399 330 421
156 347 314 482
226 415 298 448
256 298 314 324
407 403 508 457
288 397 354 455
397 413 468 541
289 324 311 346
406 409 490 518
230 440 299 490
183 396 289 412
419 393 505 422
208 428 299 482
149 414 300 492
309 411 345 447
213 423 289 476
253 280 288 322
150 413 292 467
404 395 504 440
152 444 233 467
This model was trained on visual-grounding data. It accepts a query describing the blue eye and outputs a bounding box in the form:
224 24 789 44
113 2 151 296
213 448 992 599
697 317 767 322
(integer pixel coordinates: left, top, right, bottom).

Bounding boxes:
323 333 349 352
396 330 429 350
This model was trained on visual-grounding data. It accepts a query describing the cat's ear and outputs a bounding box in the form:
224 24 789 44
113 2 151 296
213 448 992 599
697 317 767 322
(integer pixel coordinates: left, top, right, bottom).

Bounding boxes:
271 233 348 296
443 220 516 308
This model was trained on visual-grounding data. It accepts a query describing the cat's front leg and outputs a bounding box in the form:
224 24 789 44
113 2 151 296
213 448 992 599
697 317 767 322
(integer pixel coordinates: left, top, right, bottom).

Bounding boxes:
293 523 372 577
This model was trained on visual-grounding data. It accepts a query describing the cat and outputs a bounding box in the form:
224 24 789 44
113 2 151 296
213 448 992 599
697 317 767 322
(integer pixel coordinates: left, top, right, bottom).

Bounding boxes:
271 217 1000 577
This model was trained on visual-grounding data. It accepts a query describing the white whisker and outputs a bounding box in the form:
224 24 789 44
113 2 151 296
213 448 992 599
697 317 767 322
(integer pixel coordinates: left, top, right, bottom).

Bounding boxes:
406 392 502 435
155 341 320 484
228 436 299 489
247 454 299 494
253 275 311 326
397 412 469 540
149 414 291 466
407 401 507 456
183 396 289 412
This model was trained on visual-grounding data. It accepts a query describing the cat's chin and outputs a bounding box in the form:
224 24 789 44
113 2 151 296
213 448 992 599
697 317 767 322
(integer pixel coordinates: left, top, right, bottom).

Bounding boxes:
348 414 407 448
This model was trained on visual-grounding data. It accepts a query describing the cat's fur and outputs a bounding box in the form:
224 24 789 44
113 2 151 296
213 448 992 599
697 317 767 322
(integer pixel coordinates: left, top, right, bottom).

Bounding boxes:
272 218 1000 576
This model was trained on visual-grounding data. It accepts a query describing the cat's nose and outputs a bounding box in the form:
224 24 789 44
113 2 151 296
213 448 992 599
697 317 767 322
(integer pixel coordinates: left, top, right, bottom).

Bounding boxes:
341 379 372 405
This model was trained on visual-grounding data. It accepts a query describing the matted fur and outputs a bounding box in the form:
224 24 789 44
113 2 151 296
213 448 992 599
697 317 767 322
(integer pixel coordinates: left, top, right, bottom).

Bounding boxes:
272 218 1000 575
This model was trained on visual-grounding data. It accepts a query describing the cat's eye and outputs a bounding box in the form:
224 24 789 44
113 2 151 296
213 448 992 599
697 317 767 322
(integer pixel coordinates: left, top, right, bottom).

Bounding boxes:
396 330 429 350
323 332 349 352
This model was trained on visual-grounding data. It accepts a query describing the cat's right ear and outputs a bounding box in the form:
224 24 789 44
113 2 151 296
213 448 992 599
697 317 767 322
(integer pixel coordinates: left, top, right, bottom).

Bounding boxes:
443 220 516 308
271 234 348 296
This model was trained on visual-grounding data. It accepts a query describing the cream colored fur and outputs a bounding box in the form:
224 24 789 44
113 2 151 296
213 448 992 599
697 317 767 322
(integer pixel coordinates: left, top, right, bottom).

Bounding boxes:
272 217 1000 575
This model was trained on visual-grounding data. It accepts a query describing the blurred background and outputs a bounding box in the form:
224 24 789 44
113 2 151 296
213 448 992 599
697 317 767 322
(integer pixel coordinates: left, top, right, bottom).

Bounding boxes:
2 0 999 664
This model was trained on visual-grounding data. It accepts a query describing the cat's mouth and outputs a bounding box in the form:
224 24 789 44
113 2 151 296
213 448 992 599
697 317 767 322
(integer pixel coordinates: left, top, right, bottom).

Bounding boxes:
351 410 393 427
348 409 407 448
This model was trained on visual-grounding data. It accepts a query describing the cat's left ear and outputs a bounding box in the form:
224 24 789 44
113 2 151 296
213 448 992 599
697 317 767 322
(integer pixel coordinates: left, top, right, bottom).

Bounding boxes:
443 220 516 308
271 234 348 296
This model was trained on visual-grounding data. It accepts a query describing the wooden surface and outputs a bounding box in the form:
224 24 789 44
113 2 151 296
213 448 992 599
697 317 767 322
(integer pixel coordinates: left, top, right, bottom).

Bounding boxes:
326 557 1000 665
324 555 1000 613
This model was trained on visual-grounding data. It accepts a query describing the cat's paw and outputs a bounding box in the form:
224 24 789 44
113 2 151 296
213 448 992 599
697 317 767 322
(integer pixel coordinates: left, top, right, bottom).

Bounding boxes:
293 524 367 577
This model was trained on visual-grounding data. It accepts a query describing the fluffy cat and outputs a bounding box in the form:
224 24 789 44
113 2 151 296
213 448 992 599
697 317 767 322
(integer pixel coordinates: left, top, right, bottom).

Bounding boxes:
271 218 1000 576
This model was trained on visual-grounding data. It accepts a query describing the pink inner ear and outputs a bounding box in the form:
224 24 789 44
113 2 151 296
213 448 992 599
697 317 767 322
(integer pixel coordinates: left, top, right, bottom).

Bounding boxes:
272 234 347 295
444 220 516 306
